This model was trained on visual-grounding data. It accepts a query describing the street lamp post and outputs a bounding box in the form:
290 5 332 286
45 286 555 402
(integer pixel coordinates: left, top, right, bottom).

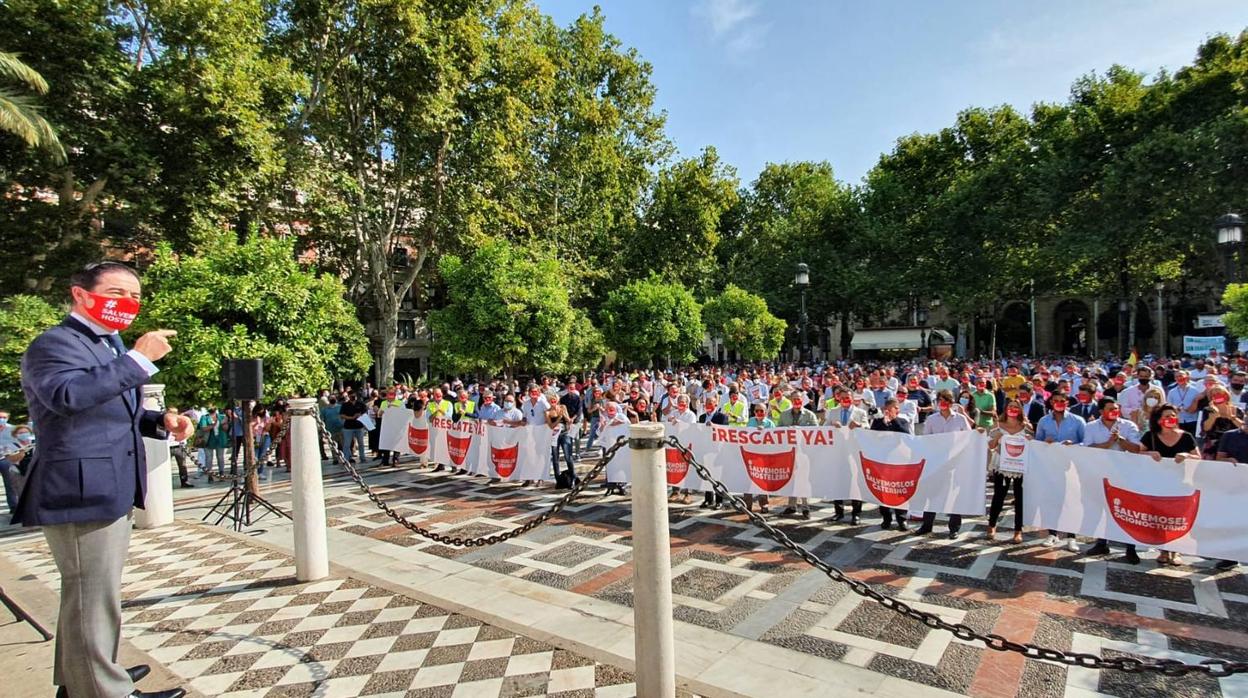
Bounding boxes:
916 307 930 358
1155 281 1166 358
1118 299 1129 358
795 262 810 363
1215 213 1244 354
1215 213 1245 285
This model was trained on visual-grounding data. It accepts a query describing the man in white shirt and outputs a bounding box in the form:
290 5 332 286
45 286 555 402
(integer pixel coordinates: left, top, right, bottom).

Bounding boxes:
522 386 550 426
1082 398 1142 564
932 367 960 396
915 390 972 538
1118 365 1154 422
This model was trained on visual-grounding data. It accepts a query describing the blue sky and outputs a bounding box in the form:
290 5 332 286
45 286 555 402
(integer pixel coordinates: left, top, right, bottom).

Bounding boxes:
535 0 1248 186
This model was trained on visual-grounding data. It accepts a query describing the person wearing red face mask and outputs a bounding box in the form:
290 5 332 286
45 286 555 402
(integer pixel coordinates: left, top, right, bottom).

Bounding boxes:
1081 398 1143 564
986 399 1031 544
1199 384 1243 460
916 390 973 539
1071 385 1099 422
20 262 193 698
1140 404 1201 565
1035 393 1086 552
1166 371 1202 437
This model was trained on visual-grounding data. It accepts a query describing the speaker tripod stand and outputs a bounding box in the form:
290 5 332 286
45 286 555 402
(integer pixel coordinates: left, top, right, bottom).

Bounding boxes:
202 400 290 532
203 472 290 531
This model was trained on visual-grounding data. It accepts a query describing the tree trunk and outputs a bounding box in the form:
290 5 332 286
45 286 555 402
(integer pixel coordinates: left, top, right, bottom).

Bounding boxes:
1128 301 1138 356
839 311 852 358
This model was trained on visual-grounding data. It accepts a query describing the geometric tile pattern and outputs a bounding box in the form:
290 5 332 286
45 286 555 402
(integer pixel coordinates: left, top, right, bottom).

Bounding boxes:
204 456 1248 698
2 524 638 698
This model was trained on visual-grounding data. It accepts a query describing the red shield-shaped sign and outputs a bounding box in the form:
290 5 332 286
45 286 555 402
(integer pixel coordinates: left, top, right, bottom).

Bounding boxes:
860 453 925 507
491 444 518 478
447 433 472 466
665 448 689 486
407 424 429 454
1103 478 1200 545
740 447 796 492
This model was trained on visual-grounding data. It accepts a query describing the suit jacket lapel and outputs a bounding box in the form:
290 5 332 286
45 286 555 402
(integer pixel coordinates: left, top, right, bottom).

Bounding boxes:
62 316 138 415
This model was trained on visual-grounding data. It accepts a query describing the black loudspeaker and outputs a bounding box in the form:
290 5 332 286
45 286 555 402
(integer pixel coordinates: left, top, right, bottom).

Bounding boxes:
221 359 264 400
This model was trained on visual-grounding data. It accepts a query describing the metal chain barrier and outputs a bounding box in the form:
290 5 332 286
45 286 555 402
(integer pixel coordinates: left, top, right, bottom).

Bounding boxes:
665 435 1248 678
287 407 627 548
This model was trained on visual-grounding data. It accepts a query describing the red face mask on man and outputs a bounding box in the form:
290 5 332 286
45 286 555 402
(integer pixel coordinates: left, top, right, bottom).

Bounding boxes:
81 290 140 331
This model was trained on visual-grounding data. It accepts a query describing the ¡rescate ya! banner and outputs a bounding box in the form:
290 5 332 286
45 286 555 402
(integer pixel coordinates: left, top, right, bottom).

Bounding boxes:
1023 440 1248 561
386 414 987 514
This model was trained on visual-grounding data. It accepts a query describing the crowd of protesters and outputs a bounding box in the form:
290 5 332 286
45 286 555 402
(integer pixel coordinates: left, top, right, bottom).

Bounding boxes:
3 352 1245 570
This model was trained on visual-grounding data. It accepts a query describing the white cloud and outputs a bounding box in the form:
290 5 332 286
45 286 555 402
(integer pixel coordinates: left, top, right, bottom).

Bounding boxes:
696 0 758 36
694 0 768 54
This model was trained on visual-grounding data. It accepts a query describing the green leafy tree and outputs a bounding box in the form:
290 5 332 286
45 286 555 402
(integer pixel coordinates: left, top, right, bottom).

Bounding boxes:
0 294 62 416
1222 285 1248 339
131 236 370 407
627 146 738 291
702 285 786 360
0 0 293 294
599 276 703 366
428 239 575 376
0 51 64 160
564 307 605 372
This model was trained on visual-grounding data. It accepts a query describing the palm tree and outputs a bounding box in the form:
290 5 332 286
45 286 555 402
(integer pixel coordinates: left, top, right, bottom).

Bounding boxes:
0 51 66 162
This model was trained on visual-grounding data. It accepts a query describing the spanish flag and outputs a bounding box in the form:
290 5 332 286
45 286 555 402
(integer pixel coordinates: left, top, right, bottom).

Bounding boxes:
1125 349 1139 368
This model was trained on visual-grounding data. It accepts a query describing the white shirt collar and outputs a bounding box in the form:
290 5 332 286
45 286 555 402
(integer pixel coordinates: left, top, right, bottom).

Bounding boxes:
70 311 117 337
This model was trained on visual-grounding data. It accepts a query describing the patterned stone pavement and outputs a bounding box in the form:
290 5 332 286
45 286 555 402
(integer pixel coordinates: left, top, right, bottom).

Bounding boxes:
2 523 641 698
168 453 1248 698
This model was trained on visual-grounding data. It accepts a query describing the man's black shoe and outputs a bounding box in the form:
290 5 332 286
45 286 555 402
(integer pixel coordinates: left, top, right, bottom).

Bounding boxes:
896 520 908 531
830 511 844 522
781 507 797 517
915 525 933 536
799 510 811 520
180 480 193 488
1216 559 1238 570
133 689 187 698
947 531 960 541
850 514 860 526
1123 549 1141 565
57 666 153 698
1086 542 1111 557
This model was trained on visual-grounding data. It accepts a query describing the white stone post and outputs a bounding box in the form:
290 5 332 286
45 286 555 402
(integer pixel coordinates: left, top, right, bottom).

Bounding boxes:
629 422 676 697
290 397 329 581
135 384 174 529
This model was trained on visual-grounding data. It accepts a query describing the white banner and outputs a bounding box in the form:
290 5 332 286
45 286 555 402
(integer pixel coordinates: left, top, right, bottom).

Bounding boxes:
593 421 986 513
849 429 988 515
1024 441 1248 561
378 409 552 481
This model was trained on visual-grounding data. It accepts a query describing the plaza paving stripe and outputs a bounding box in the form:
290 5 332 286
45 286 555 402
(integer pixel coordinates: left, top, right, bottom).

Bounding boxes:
0 521 645 698
170 458 1248 697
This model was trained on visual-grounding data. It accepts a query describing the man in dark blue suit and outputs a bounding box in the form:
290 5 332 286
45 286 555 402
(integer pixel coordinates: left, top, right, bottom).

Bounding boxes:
19 262 193 698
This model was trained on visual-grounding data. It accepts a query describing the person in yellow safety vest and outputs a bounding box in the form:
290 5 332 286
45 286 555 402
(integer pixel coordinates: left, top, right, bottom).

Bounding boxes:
376 389 405 466
453 390 476 421
767 388 792 423
427 389 453 421
427 388 454 472
722 387 748 426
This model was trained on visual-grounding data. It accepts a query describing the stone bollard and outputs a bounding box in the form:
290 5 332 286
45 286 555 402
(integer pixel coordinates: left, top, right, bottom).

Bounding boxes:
135 384 174 529
290 398 329 581
629 422 676 697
